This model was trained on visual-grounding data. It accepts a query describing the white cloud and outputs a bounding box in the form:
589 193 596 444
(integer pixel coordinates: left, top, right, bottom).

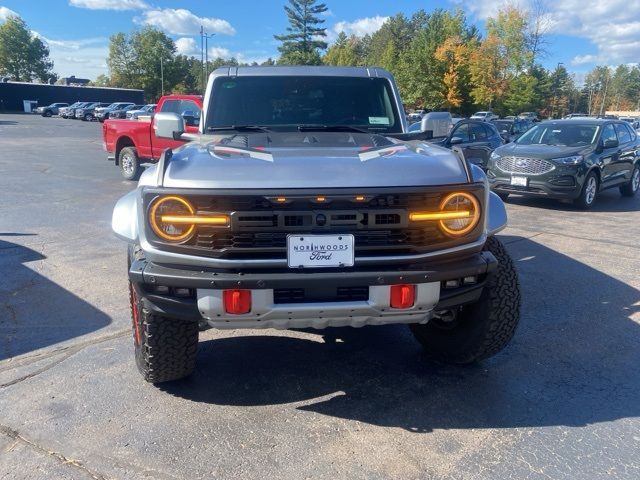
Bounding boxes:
139 8 235 36
208 46 231 58
37 34 109 79
321 9 334 17
175 37 198 56
450 0 640 66
69 0 147 10
0 6 19 21
332 15 389 38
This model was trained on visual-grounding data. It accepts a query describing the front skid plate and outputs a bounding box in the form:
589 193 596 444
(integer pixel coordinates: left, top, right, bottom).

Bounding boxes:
197 283 439 329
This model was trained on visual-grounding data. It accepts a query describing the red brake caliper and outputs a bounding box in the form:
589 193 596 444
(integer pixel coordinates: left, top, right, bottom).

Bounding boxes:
129 283 141 346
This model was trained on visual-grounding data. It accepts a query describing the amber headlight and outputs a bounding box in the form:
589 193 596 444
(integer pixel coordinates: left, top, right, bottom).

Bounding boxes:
409 192 480 236
149 195 229 242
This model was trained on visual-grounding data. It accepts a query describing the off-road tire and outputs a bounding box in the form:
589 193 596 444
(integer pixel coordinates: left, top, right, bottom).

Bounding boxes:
574 171 598 209
119 146 142 181
620 164 639 197
128 245 199 383
409 236 520 364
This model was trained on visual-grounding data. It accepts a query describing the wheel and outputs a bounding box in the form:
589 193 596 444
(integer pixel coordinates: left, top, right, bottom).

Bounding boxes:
119 146 142 181
128 245 198 383
98 118 104 123
84 113 93 121
409 236 521 364
620 164 640 197
496 192 510 201
574 171 598 209
43 110 52 117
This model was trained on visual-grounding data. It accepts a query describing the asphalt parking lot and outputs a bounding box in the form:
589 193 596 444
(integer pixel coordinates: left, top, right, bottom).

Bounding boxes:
1 113 639 480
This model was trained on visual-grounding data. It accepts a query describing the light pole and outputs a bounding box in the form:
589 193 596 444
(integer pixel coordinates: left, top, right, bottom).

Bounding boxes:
160 55 164 97
200 28 215 93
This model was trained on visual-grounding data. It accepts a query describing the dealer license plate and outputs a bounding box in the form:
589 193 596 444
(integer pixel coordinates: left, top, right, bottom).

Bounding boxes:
287 234 355 268
510 176 528 187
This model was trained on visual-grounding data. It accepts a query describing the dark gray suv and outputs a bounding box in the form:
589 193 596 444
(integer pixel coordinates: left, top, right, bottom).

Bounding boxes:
487 119 640 208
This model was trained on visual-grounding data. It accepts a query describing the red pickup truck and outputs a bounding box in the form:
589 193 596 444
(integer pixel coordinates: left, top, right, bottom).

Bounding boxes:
103 94 203 180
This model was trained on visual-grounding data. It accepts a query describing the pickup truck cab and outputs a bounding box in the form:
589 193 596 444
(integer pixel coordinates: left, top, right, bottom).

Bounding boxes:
112 66 520 384
103 94 202 180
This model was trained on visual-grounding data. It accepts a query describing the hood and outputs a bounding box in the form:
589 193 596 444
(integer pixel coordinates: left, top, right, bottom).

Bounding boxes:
495 142 593 159
161 132 469 189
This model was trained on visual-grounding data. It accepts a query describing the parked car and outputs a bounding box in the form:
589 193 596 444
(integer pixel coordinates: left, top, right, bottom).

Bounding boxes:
76 102 109 121
60 102 86 118
103 95 202 179
111 65 519 384
95 102 135 122
36 102 69 117
125 104 156 120
470 111 499 122
429 119 504 170
564 113 589 119
110 104 144 120
491 118 529 143
487 118 640 208
518 112 539 122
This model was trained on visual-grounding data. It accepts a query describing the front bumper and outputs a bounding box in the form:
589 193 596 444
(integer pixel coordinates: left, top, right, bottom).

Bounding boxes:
129 251 496 329
488 169 584 200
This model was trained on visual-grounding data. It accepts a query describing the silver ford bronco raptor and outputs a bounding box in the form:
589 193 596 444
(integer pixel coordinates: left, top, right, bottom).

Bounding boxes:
112 66 520 383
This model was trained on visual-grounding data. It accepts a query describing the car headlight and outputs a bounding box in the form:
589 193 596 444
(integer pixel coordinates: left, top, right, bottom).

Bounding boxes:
149 195 229 242
409 192 481 236
490 151 501 160
553 155 583 165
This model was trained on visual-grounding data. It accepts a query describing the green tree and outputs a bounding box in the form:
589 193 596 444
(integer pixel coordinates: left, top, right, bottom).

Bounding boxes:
89 74 111 87
503 74 538 114
0 16 55 82
275 0 328 65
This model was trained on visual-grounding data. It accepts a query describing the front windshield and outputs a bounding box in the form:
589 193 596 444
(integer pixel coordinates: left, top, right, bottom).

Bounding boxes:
516 123 599 147
474 112 487 116
206 75 402 133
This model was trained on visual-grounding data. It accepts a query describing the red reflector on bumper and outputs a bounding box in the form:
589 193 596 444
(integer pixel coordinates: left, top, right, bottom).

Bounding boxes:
390 284 416 309
223 289 251 314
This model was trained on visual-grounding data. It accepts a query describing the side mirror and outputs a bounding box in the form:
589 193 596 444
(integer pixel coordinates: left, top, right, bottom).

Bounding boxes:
450 136 464 145
154 112 185 140
181 110 199 127
603 138 619 149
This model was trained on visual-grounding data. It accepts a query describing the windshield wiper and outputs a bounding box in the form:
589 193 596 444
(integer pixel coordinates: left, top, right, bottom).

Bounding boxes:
207 125 270 133
296 125 371 134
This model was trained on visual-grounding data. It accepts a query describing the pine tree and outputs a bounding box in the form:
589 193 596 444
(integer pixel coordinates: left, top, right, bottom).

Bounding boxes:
274 0 328 65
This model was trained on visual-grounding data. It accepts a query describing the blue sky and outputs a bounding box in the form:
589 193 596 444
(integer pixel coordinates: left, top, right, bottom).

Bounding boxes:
1 0 638 83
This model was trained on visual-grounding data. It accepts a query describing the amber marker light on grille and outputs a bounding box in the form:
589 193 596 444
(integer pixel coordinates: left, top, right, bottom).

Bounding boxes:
276 197 287 203
409 192 480 236
316 196 326 202
355 195 366 201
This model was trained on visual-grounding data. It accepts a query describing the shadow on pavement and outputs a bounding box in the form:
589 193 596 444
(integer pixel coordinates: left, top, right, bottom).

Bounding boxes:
0 237 112 360
504 188 640 213
0 120 18 125
162 235 640 432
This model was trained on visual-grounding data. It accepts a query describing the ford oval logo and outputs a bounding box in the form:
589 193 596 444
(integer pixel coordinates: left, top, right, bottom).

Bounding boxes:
516 159 528 167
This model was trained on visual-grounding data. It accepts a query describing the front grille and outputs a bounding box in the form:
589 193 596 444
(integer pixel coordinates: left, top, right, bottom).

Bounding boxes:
144 188 485 260
273 286 369 304
496 157 555 175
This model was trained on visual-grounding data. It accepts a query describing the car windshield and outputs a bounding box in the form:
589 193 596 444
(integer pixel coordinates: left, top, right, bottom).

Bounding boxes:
493 121 512 133
516 123 599 147
474 112 488 116
206 75 402 133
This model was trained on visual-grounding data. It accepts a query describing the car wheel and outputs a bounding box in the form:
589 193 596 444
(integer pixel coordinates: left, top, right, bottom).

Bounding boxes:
620 164 640 197
43 110 52 117
409 236 520 364
84 113 93 121
128 245 198 383
119 146 142 181
574 171 598 209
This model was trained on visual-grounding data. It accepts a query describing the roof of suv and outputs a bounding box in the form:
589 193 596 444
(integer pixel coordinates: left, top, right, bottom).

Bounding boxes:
212 65 394 79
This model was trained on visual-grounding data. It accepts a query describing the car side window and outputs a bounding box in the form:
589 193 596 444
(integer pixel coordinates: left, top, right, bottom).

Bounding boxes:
470 123 487 141
614 123 631 144
625 123 637 141
451 123 470 142
600 124 617 146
